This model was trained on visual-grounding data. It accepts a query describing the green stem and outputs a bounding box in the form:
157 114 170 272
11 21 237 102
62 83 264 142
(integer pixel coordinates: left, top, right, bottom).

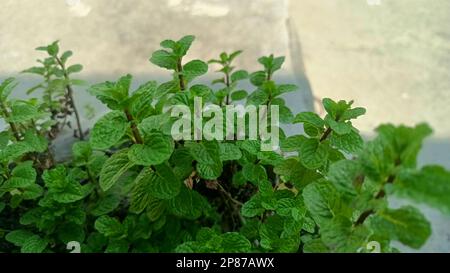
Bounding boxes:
225 72 231 105
176 57 186 91
124 109 143 144
0 100 20 141
55 56 84 140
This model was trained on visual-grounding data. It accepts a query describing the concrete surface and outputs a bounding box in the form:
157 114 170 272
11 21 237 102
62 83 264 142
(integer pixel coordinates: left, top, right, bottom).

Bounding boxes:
1 0 449 252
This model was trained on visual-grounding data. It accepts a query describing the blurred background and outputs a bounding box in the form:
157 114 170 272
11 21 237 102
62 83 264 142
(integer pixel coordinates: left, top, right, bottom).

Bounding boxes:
1 0 449 252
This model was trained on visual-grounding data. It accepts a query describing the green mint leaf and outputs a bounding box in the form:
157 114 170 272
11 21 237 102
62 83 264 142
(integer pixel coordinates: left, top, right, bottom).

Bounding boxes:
376 123 432 168
66 64 83 74
341 107 366 121
60 50 73 64
221 232 251 253
293 112 325 128
219 143 242 161
273 84 298 97
241 194 264 217
72 141 92 164
7 101 39 123
327 160 361 197
329 130 364 153
190 84 212 98
228 50 243 62
46 41 59 56
230 90 248 101
299 138 329 169
128 132 174 166
150 50 177 70
390 165 450 214
303 180 340 227
242 163 267 184
183 60 208 82
21 235 48 253
369 206 431 249
321 216 370 252
91 193 121 216
249 71 266 86
99 150 135 191
176 35 195 57
168 186 207 219
0 77 18 101
246 89 269 105
94 215 124 238
280 135 307 152
303 239 329 253
324 115 353 135
5 230 35 247
274 158 321 189
230 70 248 82
90 111 128 149
131 164 181 201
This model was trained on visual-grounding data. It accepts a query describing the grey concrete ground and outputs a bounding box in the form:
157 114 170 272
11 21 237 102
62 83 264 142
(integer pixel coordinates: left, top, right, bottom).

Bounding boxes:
1 0 449 252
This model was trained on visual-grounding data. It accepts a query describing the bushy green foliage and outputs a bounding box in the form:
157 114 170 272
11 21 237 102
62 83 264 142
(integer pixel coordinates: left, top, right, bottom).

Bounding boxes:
1 36 449 253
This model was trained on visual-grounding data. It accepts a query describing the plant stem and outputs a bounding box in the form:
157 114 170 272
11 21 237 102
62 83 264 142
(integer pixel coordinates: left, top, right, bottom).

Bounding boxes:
124 109 143 144
225 72 230 105
320 114 341 142
354 209 374 226
354 159 402 226
319 127 332 142
55 56 84 140
176 58 186 91
217 182 243 206
0 101 20 141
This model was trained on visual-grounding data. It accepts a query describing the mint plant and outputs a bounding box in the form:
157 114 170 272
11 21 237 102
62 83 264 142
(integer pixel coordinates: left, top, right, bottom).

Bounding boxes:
23 41 86 140
1 35 450 253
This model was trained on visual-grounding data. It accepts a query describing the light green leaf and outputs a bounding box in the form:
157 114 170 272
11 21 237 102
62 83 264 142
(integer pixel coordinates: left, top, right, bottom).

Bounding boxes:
183 60 208 81
274 84 297 97
230 70 248 82
280 135 307 152
249 71 266 86
241 194 264 217
329 130 363 153
128 133 174 166
5 230 35 246
230 90 248 101
303 180 340 227
325 115 353 135
131 164 180 201
274 158 321 189
242 163 267 184
219 143 242 161
168 186 206 219
299 138 329 169
94 215 124 238
321 216 369 252
7 101 38 123
21 235 48 253
90 111 128 149
327 160 361 197
67 64 83 74
0 77 18 101
370 206 431 249
390 166 450 214
99 150 135 191
150 50 177 70
221 232 251 252
293 112 325 128
177 35 195 56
